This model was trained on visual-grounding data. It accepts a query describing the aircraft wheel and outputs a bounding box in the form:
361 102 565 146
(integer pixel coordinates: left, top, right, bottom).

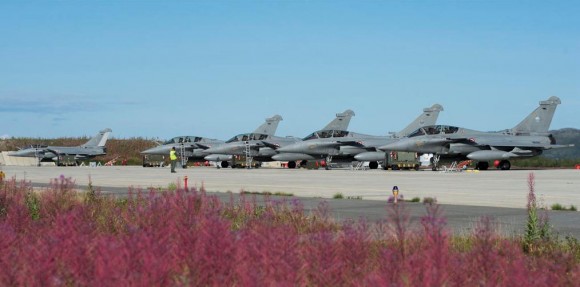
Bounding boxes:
287 161 297 169
429 157 437 171
299 160 308 168
369 161 378 169
220 161 229 168
498 160 511 170
414 164 420 171
391 165 399 171
476 162 489 170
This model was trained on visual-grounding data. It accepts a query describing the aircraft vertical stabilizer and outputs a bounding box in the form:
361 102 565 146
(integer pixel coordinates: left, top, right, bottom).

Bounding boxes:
511 96 561 135
82 128 112 147
323 109 355 131
253 115 283 136
394 104 444 138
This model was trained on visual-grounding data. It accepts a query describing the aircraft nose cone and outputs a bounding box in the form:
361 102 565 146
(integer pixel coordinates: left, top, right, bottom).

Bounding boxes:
379 140 409 152
204 154 232 161
9 150 31 157
141 146 170 155
204 146 225 154
271 154 284 161
277 144 301 153
276 146 289 152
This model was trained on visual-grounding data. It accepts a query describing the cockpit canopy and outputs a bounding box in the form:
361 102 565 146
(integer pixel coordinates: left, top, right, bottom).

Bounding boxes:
226 133 269 143
408 125 460 137
302 130 349 141
163 136 203 145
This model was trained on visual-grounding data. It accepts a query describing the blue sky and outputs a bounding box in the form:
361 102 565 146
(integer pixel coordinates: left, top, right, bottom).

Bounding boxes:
1 1 578 140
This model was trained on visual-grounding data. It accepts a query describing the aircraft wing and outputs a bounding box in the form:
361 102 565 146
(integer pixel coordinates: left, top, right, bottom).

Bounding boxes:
260 141 281 150
192 143 210 150
45 148 63 156
336 141 366 148
305 141 344 148
541 144 575 149
247 142 266 150
469 137 575 150
487 143 575 150
307 141 366 149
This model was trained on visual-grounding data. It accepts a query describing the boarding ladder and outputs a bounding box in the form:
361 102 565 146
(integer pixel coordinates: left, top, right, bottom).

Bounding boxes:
457 160 472 170
244 141 253 169
179 144 188 168
34 148 41 167
354 161 367 171
441 161 459 173
104 156 120 166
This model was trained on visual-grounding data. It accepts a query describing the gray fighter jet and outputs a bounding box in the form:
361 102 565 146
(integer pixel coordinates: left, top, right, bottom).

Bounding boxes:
10 128 112 165
272 104 443 169
203 115 299 167
264 109 356 168
140 136 226 168
379 96 572 170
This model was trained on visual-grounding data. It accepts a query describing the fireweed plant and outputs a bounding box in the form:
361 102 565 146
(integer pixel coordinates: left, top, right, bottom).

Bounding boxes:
0 174 579 286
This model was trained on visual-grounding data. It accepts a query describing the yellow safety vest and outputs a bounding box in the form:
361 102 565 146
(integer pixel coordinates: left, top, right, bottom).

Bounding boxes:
170 150 177 160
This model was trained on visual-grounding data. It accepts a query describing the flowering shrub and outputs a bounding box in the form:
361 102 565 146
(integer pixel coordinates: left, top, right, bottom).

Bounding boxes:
0 176 579 286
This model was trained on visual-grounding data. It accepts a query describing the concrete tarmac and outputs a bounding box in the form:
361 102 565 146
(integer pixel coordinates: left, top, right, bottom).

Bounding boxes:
1 165 579 238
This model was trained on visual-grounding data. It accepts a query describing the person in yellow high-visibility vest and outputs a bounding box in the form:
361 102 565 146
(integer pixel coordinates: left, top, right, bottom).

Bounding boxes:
170 147 177 173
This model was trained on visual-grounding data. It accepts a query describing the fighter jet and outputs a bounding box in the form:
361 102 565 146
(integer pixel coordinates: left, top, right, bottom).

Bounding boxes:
203 115 299 167
140 136 226 168
272 104 444 169
379 96 572 170
10 128 112 165
263 109 356 168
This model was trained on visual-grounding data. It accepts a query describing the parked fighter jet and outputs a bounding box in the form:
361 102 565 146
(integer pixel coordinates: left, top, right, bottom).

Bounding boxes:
140 136 226 168
379 96 572 170
10 128 112 165
272 104 443 169
203 114 298 167
264 109 356 168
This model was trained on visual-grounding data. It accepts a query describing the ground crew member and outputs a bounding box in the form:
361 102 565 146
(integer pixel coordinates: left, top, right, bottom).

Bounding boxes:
170 147 177 173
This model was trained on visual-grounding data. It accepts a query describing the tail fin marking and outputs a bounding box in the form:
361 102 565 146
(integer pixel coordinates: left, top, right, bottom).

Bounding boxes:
82 128 112 147
253 115 283 136
323 109 355 131
394 104 444 138
511 96 561 135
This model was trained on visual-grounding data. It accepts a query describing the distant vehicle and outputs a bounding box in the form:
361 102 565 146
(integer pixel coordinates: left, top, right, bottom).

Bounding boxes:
141 136 225 168
384 151 421 170
272 104 443 169
379 96 573 170
10 128 112 166
142 154 166 167
204 115 302 168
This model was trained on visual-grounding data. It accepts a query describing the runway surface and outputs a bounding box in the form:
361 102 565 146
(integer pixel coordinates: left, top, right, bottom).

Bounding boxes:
2 165 579 238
